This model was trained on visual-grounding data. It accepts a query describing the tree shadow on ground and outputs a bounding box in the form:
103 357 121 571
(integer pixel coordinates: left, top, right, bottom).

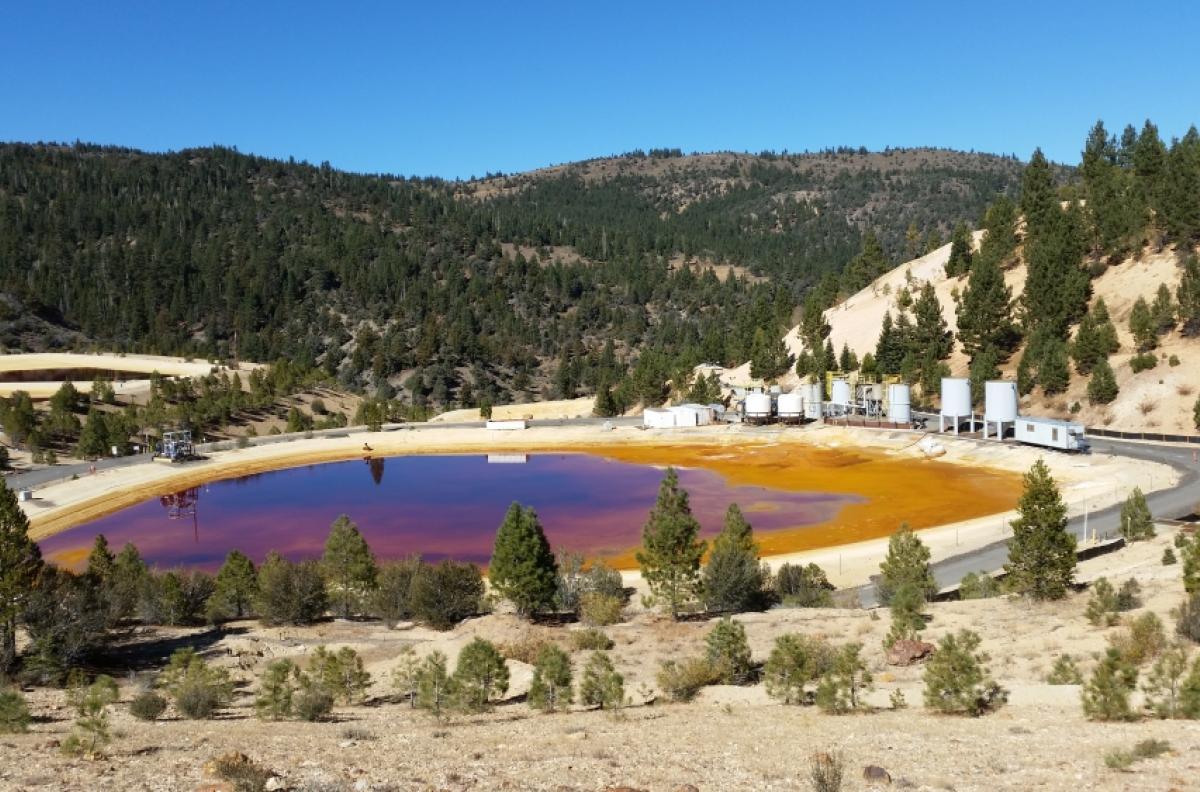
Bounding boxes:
90 626 246 675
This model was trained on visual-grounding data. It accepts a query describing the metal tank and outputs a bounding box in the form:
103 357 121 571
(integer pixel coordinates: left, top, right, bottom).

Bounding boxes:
887 383 911 423
829 379 852 416
803 382 823 420
776 392 803 422
939 377 972 434
983 380 1018 439
743 392 773 423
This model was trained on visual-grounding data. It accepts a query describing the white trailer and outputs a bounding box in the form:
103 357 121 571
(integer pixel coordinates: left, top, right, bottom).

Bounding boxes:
486 419 527 430
1014 417 1089 452
643 408 676 428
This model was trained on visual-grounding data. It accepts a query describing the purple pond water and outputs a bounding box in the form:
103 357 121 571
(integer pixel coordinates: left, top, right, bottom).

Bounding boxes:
39 453 863 571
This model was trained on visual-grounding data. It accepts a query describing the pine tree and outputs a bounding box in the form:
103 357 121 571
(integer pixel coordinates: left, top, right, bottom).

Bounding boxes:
704 617 753 684
1036 337 1071 395
1130 296 1158 351
255 659 298 720
321 514 377 619
1119 487 1155 542
922 630 1006 715
211 550 257 620
528 644 573 712
911 282 952 360
967 345 1001 405
1087 358 1119 405
85 535 115 581
975 195 1019 269
1081 648 1138 721
763 634 833 705
1142 644 1189 719
416 651 453 716
1133 120 1168 229
0 481 43 675
749 328 790 382
579 651 624 709
1020 148 1059 242
876 523 936 605
1022 199 1089 339
815 643 872 714
1162 126 1200 242
636 468 706 618
944 221 973 277
1177 255 1200 337
452 638 509 712
489 502 558 617
1004 459 1076 600
957 249 1018 360
701 504 767 613
875 311 906 375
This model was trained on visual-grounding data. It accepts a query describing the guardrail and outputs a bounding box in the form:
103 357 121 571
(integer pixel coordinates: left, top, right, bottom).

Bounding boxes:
1083 427 1200 445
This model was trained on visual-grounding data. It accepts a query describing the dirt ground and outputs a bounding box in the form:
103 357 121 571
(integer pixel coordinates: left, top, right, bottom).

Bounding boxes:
3 522 1198 791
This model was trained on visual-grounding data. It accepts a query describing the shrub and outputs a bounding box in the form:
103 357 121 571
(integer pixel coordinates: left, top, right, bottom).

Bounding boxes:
138 569 215 626
370 558 420 627
701 504 770 613
1182 534 1200 594
255 553 328 626
1163 548 1178 566
255 659 298 720
1181 654 1200 717
452 638 509 712
554 554 627 616
307 646 371 704
884 582 927 647
390 646 420 708
889 689 907 709
657 657 720 702
408 560 484 630
129 691 168 721
1081 648 1138 721
498 634 551 665
0 688 31 733
922 630 1007 716
570 628 614 652
1169 354 1181 367
958 571 1000 600
1086 578 1120 627
1115 579 1142 611
1130 352 1158 373
210 752 274 792
815 643 872 714
1104 739 1172 770
62 674 119 758
579 651 624 709
294 680 334 722
579 592 624 626
704 617 753 684
528 644 573 712
160 648 233 719
763 634 834 705
1045 654 1083 685
773 562 835 607
1112 612 1167 666
1178 592 1200 644
809 751 844 792
1142 644 1190 718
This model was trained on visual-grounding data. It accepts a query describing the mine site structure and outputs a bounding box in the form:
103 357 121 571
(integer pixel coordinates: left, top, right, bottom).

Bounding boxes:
155 428 197 463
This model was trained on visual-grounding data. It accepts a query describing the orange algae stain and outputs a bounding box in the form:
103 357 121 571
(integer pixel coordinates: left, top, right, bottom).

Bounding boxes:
587 442 1023 566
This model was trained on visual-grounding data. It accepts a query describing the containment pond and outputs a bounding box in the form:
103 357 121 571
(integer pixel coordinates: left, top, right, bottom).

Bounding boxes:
37 444 1023 571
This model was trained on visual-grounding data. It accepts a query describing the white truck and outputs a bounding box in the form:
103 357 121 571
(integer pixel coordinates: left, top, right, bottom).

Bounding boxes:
1014 416 1089 452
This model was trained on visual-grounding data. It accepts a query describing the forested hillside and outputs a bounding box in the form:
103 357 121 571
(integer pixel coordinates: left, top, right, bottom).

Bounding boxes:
0 143 1031 410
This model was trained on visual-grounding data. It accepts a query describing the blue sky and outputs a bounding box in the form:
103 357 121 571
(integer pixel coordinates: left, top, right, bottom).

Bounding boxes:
3 1 1197 178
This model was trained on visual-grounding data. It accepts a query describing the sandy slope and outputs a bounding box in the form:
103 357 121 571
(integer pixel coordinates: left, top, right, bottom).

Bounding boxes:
3 520 1197 791
713 238 1199 434
0 352 257 398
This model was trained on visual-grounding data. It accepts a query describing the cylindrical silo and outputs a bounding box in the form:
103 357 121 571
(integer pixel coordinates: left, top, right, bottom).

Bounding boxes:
939 377 972 434
887 383 911 423
744 392 772 423
776 392 803 422
803 382 823 420
830 379 852 415
983 380 1018 440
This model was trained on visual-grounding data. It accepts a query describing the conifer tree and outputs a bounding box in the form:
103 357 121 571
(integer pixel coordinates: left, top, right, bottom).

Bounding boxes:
321 515 377 618
944 221 973 277
704 617 753 684
957 249 1018 361
975 195 1019 269
1130 296 1158 351
1177 255 1200 337
1163 126 1200 242
1086 358 1119 405
636 468 706 618
211 550 258 620
85 535 115 581
1133 120 1168 228
579 651 624 709
1081 647 1138 721
1119 487 1155 542
701 504 767 613
488 502 558 617
1004 459 1076 600
452 638 509 712
911 282 952 361
1022 199 1089 339
877 523 936 605
923 630 1006 715
815 643 872 714
1020 148 1059 242
749 328 790 382
528 644 573 712
0 481 42 675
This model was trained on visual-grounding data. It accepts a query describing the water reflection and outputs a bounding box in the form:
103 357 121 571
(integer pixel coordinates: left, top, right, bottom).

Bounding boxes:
367 456 385 486
159 487 200 542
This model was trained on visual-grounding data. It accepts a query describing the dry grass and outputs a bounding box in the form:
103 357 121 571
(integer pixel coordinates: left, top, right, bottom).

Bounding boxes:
1138 397 1157 416
1178 384 1195 397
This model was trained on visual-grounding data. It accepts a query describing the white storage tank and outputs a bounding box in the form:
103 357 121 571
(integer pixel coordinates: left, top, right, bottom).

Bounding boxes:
939 377 972 434
830 379 852 415
983 380 1018 440
803 382 823 420
744 392 773 423
777 391 803 422
887 383 911 423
